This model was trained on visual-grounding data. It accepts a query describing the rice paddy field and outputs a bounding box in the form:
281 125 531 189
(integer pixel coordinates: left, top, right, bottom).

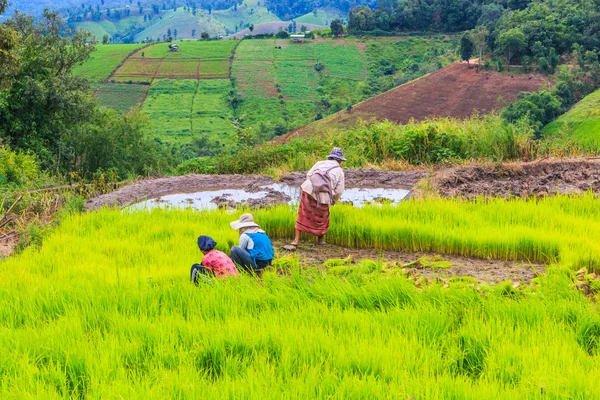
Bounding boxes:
542 88 600 151
2 195 600 397
94 84 149 112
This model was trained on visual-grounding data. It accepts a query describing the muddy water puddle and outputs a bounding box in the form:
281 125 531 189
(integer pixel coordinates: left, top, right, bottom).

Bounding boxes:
130 184 410 211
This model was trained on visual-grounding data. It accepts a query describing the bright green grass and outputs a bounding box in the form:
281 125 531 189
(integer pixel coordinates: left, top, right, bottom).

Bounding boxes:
112 58 163 83
237 96 285 128
274 42 316 61
191 79 235 144
284 100 321 127
2 199 600 397
156 60 200 79
199 59 230 78
543 88 600 151
138 40 237 59
72 44 143 82
94 84 149 112
314 42 366 80
232 60 278 97
233 38 275 61
276 61 319 100
141 79 196 141
142 79 234 144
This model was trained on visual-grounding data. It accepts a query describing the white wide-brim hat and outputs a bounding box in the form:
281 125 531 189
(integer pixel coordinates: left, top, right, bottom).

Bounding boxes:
230 213 260 230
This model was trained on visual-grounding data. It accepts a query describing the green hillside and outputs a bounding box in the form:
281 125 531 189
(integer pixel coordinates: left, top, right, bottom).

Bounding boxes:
73 36 454 149
296 8 344 26
543 89 600 151
212 0 279 34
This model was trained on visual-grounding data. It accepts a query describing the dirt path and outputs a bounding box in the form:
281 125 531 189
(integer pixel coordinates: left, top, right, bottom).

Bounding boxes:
434 158 600 199
85 169 427 210
273 240 544 284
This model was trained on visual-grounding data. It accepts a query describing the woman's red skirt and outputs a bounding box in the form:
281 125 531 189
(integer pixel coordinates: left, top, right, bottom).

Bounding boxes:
295 191 330 236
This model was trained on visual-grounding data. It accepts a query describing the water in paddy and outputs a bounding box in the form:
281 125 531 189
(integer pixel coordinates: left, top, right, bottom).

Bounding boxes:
130 184 410 211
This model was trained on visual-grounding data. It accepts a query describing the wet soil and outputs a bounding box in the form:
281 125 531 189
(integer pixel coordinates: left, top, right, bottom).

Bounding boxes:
85 169 427 210
273 240 545 284
434 158 600 199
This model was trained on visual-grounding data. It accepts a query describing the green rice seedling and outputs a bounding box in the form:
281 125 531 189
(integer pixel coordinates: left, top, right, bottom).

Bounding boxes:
1 199 600 397
403 255 452 269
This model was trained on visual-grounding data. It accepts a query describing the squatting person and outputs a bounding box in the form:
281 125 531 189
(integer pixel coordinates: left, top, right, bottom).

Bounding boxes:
288 147 346 249
190 235 239 284
229 213 274 272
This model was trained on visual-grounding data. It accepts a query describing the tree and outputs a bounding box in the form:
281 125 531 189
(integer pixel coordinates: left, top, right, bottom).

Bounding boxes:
173 29 177 39
300 25 307 33
495 28 526 71
548 47 559 71
0 11 96 166
201 31 209 40
102 34 110 44
330 18 343 36
191 29 196 37
167 28 172 37
459 32 474 65
249 24 254 33
0 1 20 89
470 26 489 72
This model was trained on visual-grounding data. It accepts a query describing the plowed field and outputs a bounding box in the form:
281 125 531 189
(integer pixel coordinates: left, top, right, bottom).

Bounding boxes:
284 62 550 139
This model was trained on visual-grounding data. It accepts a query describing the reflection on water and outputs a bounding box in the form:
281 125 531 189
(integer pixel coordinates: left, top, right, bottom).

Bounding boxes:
130 184 410 211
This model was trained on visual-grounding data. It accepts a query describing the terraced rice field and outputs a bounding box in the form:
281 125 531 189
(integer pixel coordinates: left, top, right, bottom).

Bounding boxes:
94 84 149 112
141 79 235 145
156 60 200 79
112 59 162 83
73 44 143 82
77 37 456 146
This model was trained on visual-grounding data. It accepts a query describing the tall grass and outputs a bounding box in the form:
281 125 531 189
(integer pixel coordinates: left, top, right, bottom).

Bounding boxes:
255 194 600 269
176 115 538 175
1 203 600 397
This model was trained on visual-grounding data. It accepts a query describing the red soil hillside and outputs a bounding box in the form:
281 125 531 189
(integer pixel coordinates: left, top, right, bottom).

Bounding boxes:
281 62 550 140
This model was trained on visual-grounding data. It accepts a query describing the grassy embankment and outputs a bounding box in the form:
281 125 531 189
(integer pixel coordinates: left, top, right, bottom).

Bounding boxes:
2 196 600 397
177 115 538 175
543 87 600 152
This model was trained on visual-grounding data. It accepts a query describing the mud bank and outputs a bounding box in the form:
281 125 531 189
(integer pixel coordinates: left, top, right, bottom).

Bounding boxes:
86 169 427 210
274 240 545 284
434 158 600 199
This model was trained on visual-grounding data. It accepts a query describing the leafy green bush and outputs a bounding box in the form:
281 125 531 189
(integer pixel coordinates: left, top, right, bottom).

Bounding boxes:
0 147 41 187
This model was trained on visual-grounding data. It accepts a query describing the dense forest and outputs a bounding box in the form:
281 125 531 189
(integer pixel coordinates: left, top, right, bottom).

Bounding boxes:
349 0 600 60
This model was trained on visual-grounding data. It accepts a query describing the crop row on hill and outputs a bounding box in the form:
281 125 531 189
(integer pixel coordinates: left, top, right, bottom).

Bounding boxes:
1 198 600 397
543 88 600 151
140 79 235 145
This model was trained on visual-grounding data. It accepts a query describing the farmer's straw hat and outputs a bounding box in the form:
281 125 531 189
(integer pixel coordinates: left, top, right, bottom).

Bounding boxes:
327 147 347 162
230 213 260 230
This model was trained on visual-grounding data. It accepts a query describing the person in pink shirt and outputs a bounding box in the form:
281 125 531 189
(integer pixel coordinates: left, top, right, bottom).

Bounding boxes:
190 236 239 284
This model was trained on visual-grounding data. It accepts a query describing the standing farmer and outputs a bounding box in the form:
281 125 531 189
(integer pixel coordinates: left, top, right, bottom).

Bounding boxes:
288 147 346 249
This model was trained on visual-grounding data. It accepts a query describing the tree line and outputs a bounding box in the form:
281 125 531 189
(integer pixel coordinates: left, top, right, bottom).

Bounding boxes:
0 7 171 180
348 0 600 64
